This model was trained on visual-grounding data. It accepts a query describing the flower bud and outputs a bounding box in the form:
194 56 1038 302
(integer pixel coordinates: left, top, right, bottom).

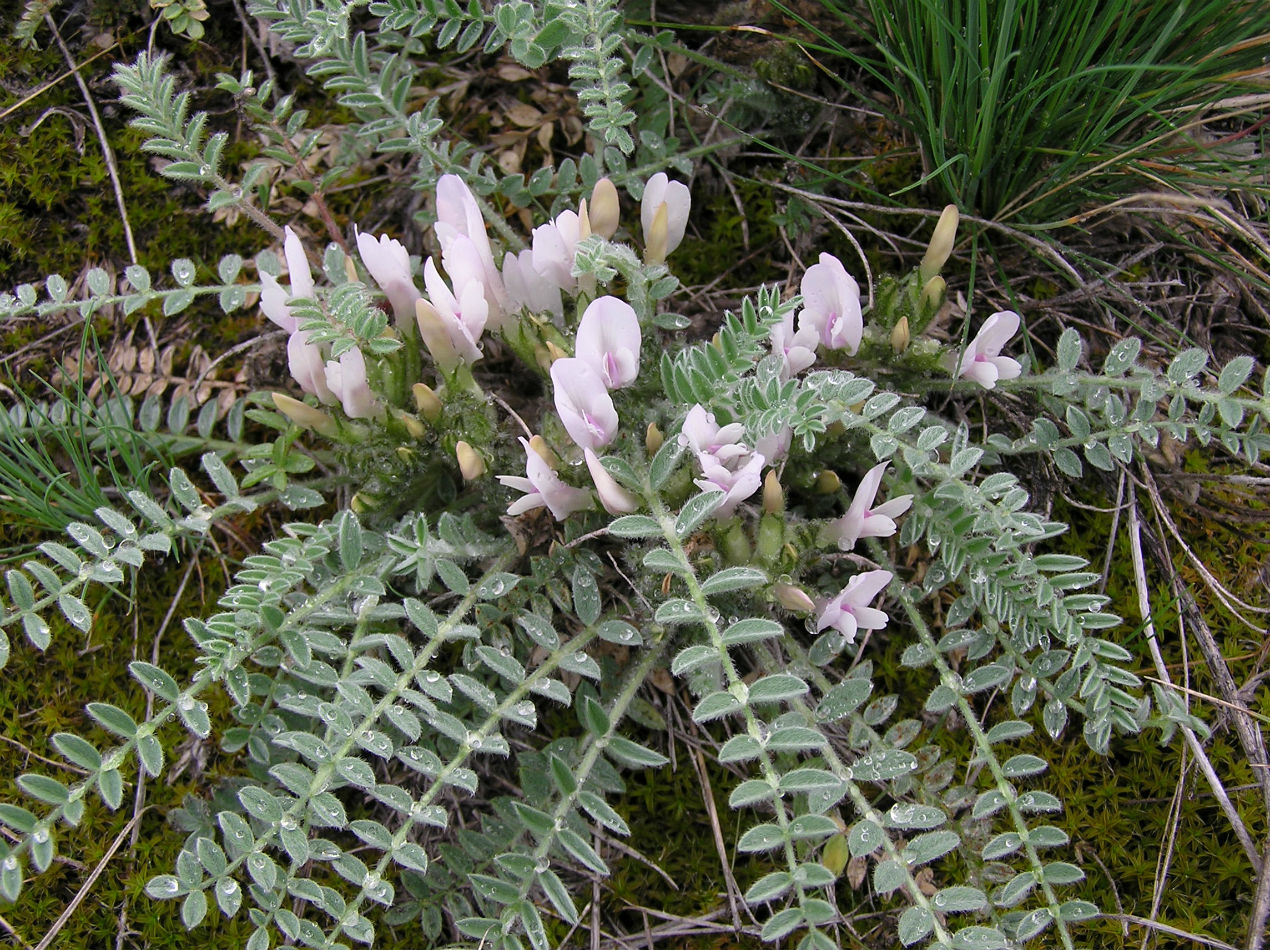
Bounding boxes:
773 583 815 613
919 204 959 285
456 441 485 480
272 392 338 437
392 408 427 440
816 469 841 495
917 276 945 326
644 201 670 264
395 446 416 464
528 434 557 468
762 470 784 514
351 492 374 513
577 198 592 241
891 315 911 354
545 340 568 364
646 422 664 455
590 178 620 239
412 382 443 421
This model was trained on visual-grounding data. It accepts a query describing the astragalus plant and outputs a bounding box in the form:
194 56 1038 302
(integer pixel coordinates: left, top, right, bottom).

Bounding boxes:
1 2 1269 949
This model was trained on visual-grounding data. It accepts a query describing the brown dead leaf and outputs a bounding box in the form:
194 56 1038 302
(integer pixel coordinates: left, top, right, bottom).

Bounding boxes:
506 102 544 128
846 856 867 889
496 64 534 81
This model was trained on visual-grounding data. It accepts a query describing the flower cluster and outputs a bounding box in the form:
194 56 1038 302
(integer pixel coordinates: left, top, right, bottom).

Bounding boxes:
262 227 377 420
258 173 1023 662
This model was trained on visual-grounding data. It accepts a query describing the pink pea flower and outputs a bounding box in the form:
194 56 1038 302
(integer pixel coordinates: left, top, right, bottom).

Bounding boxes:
696 451 765 518
584 448 639 514
324 346 376 419
771 310 817 379
551 358 619 451
287 330 333 404
755 426 792 464
815 570 894 643
799 252 862 354
955 310 1022 389
830 462 914 551
679 405 750 466
260 225 314 333
502 249 563 319
531 211 582 293
420 257 487 368
499 437 592 520
575 296 641 390
355 228 422 333
435 174 509 327
641 172 691 263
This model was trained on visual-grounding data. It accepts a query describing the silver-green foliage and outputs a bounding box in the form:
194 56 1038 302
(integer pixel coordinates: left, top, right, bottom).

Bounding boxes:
5 6 1270 950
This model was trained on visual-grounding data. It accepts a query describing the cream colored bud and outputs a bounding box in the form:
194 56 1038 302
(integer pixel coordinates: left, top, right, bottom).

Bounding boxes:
351 492 372 513
644 201 669 264
762 470 785 514
891 315 911 354
415 298 460 372
815 469 841 494
412 382 443 421
272 392 338 437
645 422 664 455
590 177 620 239
392 408 427 439
919 204 959 284
918 276 945 320
545 340 568 364
528 434 559 469
456 441 486 481
578 198 592 241
395 446 416 464
343 255 359 284
773 583 816 614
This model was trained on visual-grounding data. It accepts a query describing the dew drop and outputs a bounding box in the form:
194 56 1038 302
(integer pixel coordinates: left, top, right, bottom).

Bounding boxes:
32 828 48 844
280 816 298 831
219 879 238 894
573 651 588 664
179 696 195 711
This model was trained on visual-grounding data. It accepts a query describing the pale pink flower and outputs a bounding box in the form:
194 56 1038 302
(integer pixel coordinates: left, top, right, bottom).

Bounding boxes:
421 256 487 367
815 570 893 643
799 253 862 354
531 211 582 293
754 426 792 464
679 405 749 465
287 330 333 404
355 228 421 332
956 310 1022 389
641 172 691 262
551 358 619 451
324 346 377 419
502 249 563 319
830 462 914 551
695 451 765 518
260 226 314 333
499 437 592 520
435 174 508 326
584 448 639 514
771 310 817 379
575 296 641 389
